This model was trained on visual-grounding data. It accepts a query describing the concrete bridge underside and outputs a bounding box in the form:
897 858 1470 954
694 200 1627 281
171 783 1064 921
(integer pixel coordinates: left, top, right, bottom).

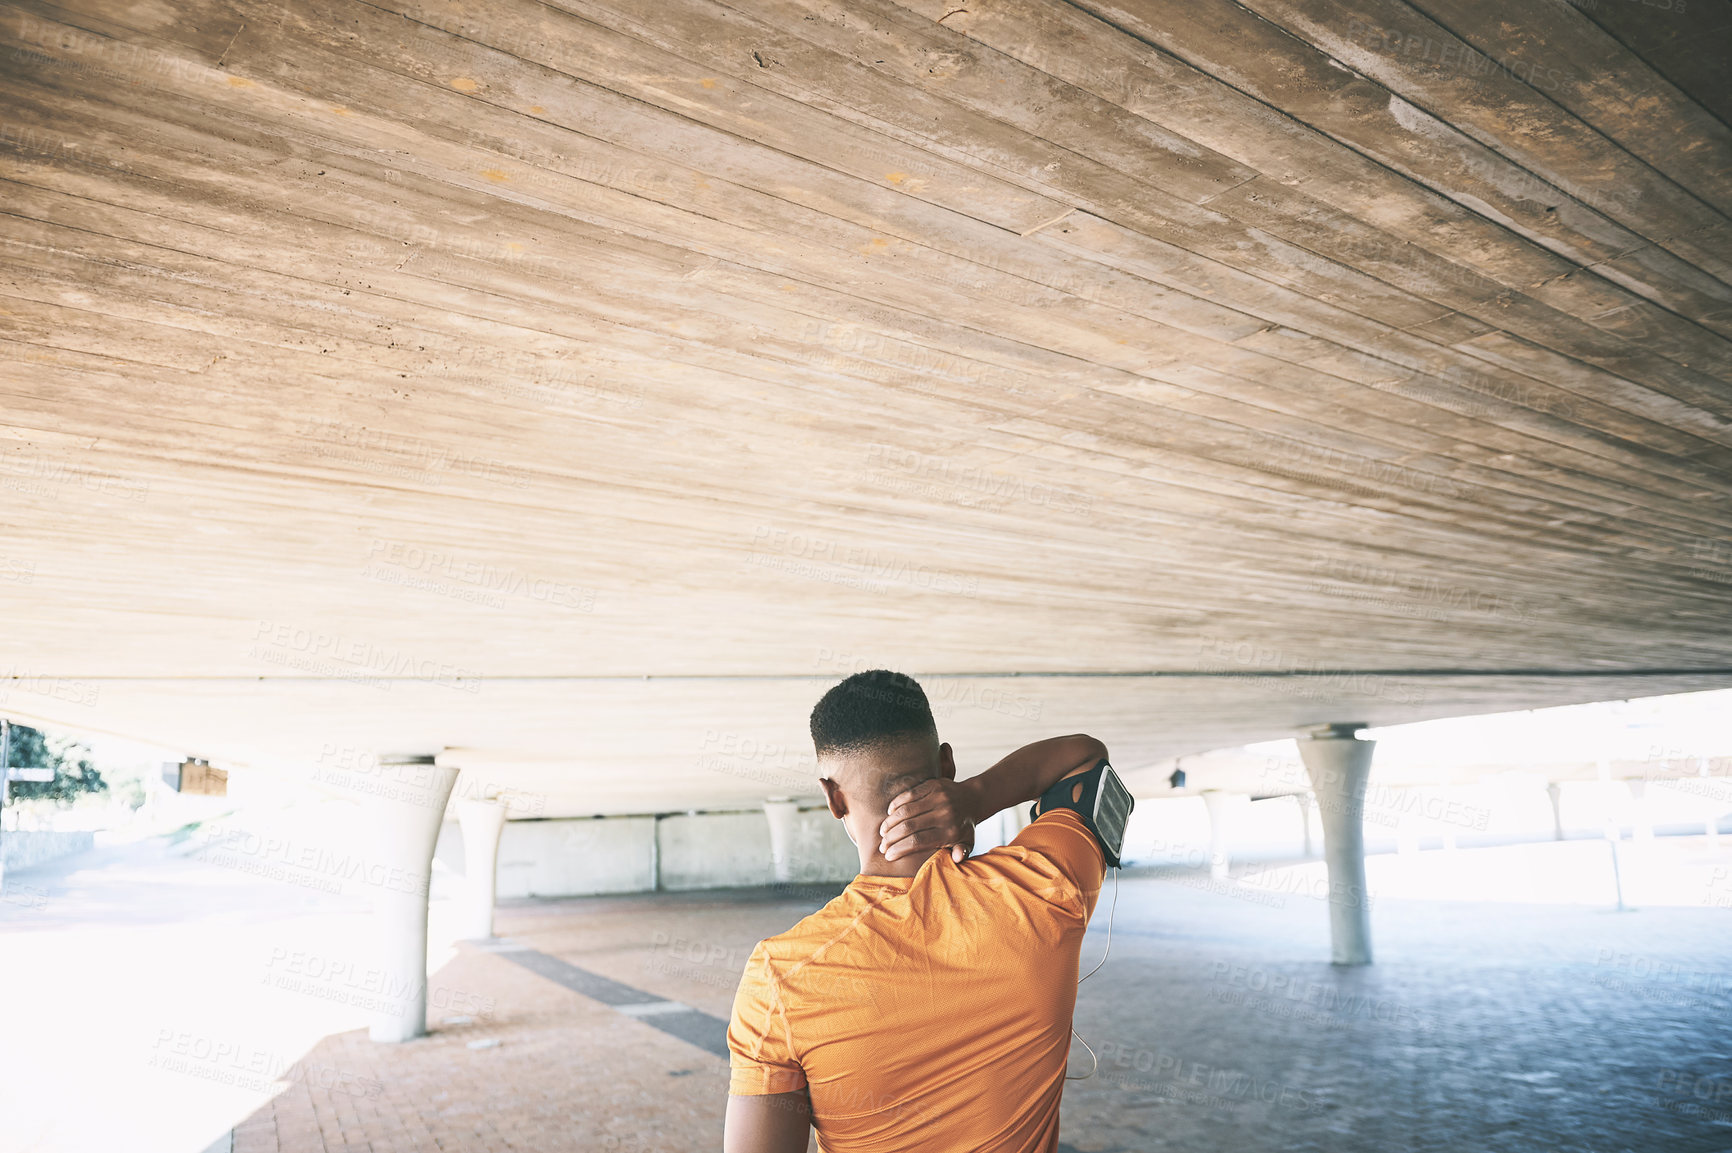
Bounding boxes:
1 0 1730 816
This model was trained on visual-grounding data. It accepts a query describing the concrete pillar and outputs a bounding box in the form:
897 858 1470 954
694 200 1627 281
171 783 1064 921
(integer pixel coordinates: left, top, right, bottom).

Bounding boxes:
764 797 799 884
367 755 459 1043
455 797 507 941
1626 779 1653 841
1546 781 1565 841
1202 790 1234 880
1294 792 1316 857
1297 725 1375 966
1396 824 1419 857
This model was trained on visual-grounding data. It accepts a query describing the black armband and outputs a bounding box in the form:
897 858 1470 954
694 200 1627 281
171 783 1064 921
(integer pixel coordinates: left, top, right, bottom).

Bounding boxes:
1030 758 1135 867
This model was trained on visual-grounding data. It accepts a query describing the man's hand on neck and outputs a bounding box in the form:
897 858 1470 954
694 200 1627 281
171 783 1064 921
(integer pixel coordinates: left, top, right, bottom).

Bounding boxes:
820 737 961 877
873 778 978 873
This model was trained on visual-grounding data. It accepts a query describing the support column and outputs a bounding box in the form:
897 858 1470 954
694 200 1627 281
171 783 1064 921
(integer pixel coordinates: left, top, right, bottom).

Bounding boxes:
1202 790 1234 880
764 797 799 884
1297 724 1375 966
1294 792 1316 858
367 755 459 1043
455 797 507 941
1626 779 1653 841
1546 782 1565 841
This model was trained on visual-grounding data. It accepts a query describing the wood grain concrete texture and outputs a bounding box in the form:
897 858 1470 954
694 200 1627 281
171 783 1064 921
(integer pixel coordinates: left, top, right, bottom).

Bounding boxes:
0 0 1730 809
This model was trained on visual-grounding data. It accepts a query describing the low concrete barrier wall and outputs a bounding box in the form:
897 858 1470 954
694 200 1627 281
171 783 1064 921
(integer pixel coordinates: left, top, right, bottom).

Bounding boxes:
2 830 95 871
497 816 657 898
438 806 856 899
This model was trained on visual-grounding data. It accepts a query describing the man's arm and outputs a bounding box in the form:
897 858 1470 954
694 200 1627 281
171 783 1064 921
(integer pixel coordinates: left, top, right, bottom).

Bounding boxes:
724 1089 811 1153
879 734 1108 861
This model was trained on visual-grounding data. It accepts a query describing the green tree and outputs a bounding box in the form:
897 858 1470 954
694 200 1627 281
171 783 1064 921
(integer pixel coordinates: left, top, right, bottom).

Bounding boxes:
3 723 106 805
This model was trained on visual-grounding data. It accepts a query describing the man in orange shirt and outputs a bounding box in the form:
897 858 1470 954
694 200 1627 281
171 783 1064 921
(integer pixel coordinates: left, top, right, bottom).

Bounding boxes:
724 670 1111 1153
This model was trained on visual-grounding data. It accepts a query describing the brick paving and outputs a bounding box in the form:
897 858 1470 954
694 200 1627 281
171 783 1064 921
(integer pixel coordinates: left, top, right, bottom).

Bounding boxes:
228 865 1732 1152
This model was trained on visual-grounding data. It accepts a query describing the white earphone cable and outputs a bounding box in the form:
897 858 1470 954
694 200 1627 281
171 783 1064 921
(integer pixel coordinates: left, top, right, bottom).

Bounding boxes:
1066 865 1119 1081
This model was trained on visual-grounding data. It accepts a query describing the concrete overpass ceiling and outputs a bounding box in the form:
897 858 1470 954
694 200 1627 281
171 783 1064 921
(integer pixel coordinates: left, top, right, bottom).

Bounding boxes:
2 0 1730 809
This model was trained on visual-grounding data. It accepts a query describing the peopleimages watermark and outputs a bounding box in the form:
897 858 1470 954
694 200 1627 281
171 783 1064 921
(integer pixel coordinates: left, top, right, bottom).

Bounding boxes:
308 743 546 814
1259 757 1492 833
1343 19 1581 92
349 205 565 280
362 537 598 614
1589 949 1731 1010
1194 635 1427 707
10 13 215 86
1 884 49 910
1686 538 1732 584
1303 553 1539 626
697 729 815 794
0 447 150 503
0 118 136 176
0 666 101 709
297 417 531 490
148 1028 383 1098
1231 859 1375 911
1654 1070 1732 1124
1092 1041 1316 1112
860 444 1091 516
262 947 496 1020
402 340 648 413
1209 963 1438 1031
745 526 981 597
1396 363 1580 424
1645 745 1732 776
646 930 751 977
1136 836 1349 911
791 317 1027 398
193 822 433 898
647 930 879 1004
1244 429 1464 501
1642 744 1732 816
249 619 483 693
812 649 1043 722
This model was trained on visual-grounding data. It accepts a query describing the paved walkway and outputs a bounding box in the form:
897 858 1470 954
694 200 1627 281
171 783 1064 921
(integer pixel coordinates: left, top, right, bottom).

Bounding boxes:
7 833 1731 1152
231 886 833 1153
237 848 1731 1153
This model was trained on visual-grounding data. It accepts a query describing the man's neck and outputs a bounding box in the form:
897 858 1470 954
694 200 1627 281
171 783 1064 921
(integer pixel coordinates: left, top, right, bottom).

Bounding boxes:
857 849 936 878
852 812 939 878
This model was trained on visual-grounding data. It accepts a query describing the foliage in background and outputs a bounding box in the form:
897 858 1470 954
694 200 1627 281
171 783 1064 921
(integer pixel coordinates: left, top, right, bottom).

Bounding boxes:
3 723 107 805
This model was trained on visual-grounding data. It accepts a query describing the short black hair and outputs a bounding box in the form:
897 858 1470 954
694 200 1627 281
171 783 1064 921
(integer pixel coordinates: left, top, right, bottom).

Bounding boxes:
809 670 937 756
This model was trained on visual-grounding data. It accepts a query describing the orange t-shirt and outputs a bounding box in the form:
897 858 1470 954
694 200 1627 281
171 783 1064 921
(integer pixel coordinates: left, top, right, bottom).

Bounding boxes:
727 809 1105 1152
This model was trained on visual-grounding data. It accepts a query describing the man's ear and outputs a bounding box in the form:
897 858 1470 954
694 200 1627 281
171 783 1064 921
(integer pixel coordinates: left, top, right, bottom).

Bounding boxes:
938 742 956 781
819 776 847 820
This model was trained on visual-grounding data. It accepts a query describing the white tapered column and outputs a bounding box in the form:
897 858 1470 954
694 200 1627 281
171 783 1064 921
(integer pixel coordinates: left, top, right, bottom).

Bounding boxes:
1202 790 1234 880
1626 779 1654 841
367 755 459 1043
1298 725 1376 966
764 797 799 884
456 797 507 941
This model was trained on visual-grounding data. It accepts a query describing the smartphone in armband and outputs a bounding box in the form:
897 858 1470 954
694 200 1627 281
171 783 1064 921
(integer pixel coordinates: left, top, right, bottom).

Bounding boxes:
1030 758 1135 867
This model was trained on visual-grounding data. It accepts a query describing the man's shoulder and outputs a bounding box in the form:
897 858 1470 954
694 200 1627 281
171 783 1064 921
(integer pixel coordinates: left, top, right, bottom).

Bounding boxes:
967 811 1103 910
750 887 863 964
